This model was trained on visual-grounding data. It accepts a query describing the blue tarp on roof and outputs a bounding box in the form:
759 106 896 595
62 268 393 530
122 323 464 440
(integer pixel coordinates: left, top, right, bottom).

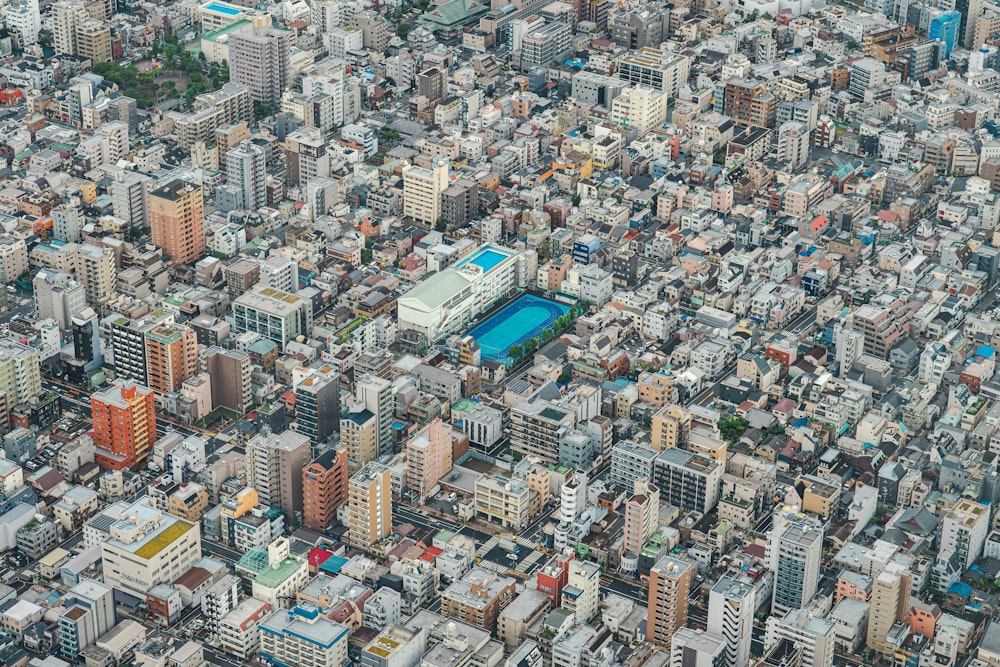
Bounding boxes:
948 581 973 598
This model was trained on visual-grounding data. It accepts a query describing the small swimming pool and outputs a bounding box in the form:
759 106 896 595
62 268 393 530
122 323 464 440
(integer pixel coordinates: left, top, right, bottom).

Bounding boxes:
456 246 510 274
468 294 570 366
204 2 241 15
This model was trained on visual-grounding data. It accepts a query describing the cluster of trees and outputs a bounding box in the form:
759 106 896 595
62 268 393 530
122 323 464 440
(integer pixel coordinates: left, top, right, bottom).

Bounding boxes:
92 62 165 108
95 37 230 108
718 415 747 443
505 304 587 366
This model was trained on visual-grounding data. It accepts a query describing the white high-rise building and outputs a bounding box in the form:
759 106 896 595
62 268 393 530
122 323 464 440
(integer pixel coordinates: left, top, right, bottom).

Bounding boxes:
34 268 86 329
766 608 835 667
867 561 910 654
670 628 727 667
560 474 588 525
769 515 823 618
260 255 298 294
708 577 756 667
402 156 449 225
6 0 40 46
610 85 667 135
777 121 810 171
940 498 989 569
52 0 87 55
225 140 267 211
564 559 600 624
834 324 865 379
355 375 393 458
229 14 292 105
52 204 82 243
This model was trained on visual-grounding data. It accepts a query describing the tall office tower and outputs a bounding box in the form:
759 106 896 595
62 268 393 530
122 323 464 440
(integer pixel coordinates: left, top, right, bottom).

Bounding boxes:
348 462 392 553
57 579 115 660
6 0 40 47
652 448 723 514
722 79 776 128
405 418 452 504
928 9 961 57
229 14 292 104
0 236 26 285
340 407 379 467
201 347 253 415
647 555 692 647
956 0 987 49
355 374 393 459
834 324 865 378
51 204 82 242
232 285 313 347
33 268 85 329
402 156 449 225
91 379 157 470
144 323 198 395
625 479 660 556
112 173 152 228
0 340 41 407
294 366 339 443
149 179 205 266
302 448 349 531
564 559 601 624
224 140 267 211
560 474 588 525
867 561 912 654
650 403 691 450
71 307 103 372
708 577 756 667
767 608 836 667
776 121 810 171
75 19 111 62
75 243 117 306
610 84 667 135
670 628 726 667
771 522 824 617
611 8 666 49
108 312 171 385
940 498 990 569
52 0 87 55
245 429 311 524
284 126 329 187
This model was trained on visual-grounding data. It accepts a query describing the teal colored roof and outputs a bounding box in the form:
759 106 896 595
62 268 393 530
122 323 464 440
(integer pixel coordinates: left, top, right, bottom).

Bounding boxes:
249 339 278 354
256 558 303 588
416 0 489 29
237 548 270 574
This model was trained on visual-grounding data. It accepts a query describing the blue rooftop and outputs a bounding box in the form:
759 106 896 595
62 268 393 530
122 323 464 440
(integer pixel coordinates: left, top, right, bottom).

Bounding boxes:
204 2 241 14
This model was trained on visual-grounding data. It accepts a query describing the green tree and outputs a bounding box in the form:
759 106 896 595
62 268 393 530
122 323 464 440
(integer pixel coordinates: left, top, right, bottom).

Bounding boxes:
361 248 373 263
508 344 523 360
397 22 411 39
542 327 554 341
435 216 447 232
718 416 747 443
254 103 279 121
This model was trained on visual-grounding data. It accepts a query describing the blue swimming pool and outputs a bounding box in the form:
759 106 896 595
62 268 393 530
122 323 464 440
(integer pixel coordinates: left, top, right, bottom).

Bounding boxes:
468 294 570 366
205 2 241 14
456 246 510 274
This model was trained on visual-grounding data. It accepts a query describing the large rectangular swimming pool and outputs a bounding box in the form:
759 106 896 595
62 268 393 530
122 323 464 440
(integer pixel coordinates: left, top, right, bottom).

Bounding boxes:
467 294 570 366
456 247 510 274
204 2 241 15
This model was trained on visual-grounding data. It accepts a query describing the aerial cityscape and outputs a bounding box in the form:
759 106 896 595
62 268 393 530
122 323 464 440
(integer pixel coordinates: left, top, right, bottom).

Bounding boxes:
0 0 995 665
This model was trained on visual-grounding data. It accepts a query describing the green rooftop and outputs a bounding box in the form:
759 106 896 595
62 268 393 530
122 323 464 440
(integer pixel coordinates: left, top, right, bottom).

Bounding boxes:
256 558 304 588
134 521 191 559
